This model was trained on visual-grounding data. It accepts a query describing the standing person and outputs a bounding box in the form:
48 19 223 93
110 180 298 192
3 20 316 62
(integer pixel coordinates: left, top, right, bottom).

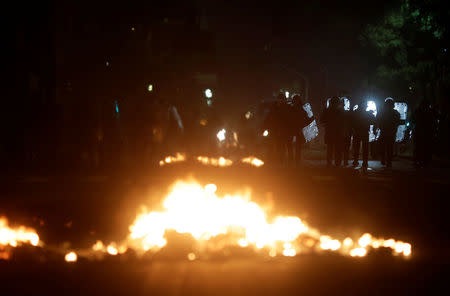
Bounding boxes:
378 98 401 168
412 99 435 168
341 98 352 166
290 95 313 167
321 96 344 167
352 101 375 169
264 93 291 166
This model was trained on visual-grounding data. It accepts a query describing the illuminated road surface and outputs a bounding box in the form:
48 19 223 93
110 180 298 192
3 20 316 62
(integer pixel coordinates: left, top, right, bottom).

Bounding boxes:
0 164 448 295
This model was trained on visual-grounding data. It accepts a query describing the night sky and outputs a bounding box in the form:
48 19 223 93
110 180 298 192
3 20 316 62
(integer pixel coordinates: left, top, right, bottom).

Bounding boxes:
5 0 395 109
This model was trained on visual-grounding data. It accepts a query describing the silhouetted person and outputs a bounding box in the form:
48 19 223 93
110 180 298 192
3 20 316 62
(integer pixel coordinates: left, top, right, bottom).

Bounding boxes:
321 96 344 167
341 99 352 166
378 98 400 168
412 99 435 168
351 101 375 169
290 95 313 166
264 93 291 165
239 111 257 155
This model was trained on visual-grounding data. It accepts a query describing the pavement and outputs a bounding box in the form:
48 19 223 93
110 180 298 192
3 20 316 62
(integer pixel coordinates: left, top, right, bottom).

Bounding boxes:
0 159 449 295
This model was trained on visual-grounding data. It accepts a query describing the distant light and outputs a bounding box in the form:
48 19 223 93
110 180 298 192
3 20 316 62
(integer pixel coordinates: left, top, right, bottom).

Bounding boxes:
341 97 350 111
65 252 77 263
245 111 252 119
206 99 212 106
263 130 269 137
285 91 290 99
107 245 118 255
205 89 213 98
217 129 226 142
199 119 207 126
406 122 410 127
353 104 359 111
148 84 153 92
114 100 119 113
444 48 447 52
106 61 110 66
131 27 135 31
187 253 196 261
366 100 377 117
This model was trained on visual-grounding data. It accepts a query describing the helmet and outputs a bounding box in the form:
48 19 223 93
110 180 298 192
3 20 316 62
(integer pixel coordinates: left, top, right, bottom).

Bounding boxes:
384 97 394 108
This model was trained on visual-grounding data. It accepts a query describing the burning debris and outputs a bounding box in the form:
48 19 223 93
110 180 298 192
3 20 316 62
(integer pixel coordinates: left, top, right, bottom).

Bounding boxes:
0 216 40 260
196 156 233 167
121 180 411 259
0 181 411 263
159 153 186 166
241 157 264 167
158 154 264 167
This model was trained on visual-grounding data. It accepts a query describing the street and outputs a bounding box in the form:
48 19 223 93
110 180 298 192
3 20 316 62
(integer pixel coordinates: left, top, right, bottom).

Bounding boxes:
0 160 448 295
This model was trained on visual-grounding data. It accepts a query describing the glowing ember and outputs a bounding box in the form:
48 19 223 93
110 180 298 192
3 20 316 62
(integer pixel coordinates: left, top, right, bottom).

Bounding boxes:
159 153 186 166
0 217 40 248
350 247 367 257
196 156 233 167
241 157 264 167
65 251 77 262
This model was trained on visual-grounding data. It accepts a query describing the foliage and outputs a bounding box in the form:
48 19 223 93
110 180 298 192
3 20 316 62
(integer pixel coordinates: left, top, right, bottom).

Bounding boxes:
361 0 449 96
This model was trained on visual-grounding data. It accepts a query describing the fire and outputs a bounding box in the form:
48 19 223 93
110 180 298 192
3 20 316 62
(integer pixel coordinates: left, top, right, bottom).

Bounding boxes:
241 157 264 167
125 180 412 258
128 180 308 254
159 153 186 166
65 251 77 262
0 217 40 248
0 181 412 262
158 153 264 168
196 156 233 167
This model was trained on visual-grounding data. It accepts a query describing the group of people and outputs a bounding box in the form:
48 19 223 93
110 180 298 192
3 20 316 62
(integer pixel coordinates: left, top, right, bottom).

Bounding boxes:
321 96 401 169
264 93 313 166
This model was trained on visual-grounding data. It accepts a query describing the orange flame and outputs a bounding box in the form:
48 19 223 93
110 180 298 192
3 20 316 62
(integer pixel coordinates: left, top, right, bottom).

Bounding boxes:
0 217 40 248
241 157 264 167
123 180 412 258
196 156 233 167
159 153 186 166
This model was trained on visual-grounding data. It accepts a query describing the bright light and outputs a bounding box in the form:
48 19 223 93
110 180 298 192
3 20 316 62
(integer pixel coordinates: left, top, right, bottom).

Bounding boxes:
353 104 359 111
107 244 118 255
350 248 367 257
205 89 213 98
245 111 252 119
187 252 196 261
366 100 377 117
217 129 226 142
65 252 77 262
241 157 264 167
0 216 40 247
118 179 412 258
148 84 153 92
358 233 372 247
263 130 269 137
285 91 290 99
341 97 350 111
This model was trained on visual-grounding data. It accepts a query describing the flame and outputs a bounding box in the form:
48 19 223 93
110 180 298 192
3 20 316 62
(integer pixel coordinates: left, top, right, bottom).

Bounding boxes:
241 157 264 167
159 153 186 166
196 156 233 167
0 217 40 248
158 153 265 168
65 251 77 262
125 180 412 258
